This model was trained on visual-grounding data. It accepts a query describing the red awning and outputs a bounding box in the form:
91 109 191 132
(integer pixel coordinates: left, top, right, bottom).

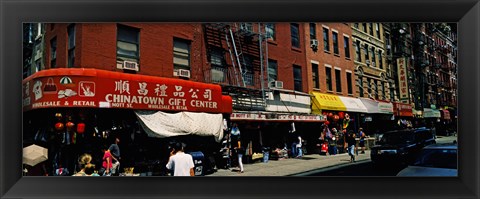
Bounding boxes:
22 68 232 113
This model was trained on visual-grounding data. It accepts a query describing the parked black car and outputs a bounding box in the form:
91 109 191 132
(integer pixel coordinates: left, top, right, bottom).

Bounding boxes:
397 143 457 176
371 127 436 166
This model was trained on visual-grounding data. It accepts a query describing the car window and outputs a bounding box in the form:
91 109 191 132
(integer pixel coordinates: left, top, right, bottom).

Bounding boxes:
380 131 414 144
413 149 457 169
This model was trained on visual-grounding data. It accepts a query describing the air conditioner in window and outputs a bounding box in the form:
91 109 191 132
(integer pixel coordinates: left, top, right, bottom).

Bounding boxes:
310 39 319 48
123 61 139 71
173 69 191 78
270 81 283 89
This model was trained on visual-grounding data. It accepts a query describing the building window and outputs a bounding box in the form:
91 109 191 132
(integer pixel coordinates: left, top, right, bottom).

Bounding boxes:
367 78 372 97
312 63 319 89
385 33 391 55
344 36 350 58
50 37 56 68
347 72 353 95
210 48 226 83
173 38 191 70
335 69 342 93
67 24 75 68
310 23 316 40
371 47 376 67
291 23 300 48
117 25 140 67
323 28 330 52
374 80 379 99
326 67 332 91
293 65 302 92
362 23 367 32
364 44 369 64
243 55 254 86
382 81 386 100
376 23 381 39
268 60 278 83
333 32 339 55
378 50 383 69
266 23 276 41
355 40 361 62
354 23 359 29
358 77 364 97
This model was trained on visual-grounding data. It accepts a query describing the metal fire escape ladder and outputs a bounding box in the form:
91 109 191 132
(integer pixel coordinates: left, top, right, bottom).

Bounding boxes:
224 28 241 87
228 26 246 87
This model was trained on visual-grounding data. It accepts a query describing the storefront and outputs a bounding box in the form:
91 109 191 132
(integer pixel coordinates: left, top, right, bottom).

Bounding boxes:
359 98 394 134
22 68 232 176
393 102 414 129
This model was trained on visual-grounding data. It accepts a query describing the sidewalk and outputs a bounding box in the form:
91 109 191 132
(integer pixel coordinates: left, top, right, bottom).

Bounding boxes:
206 151 371 176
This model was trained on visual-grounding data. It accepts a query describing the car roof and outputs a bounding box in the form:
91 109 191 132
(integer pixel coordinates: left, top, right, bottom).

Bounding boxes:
383 127 431 134
423 143 458 150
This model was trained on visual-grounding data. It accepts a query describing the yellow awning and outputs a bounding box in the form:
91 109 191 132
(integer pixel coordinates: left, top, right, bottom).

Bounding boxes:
311 92 347 114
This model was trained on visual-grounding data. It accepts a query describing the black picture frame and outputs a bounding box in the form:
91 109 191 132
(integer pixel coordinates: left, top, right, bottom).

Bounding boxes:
1 0 479 198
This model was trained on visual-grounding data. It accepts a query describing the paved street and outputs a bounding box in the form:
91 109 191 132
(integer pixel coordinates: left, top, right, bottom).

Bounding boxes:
207 135 457 176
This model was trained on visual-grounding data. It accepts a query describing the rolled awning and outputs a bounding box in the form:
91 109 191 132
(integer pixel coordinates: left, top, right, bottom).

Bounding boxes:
338 96 368 113
22 68 232 113
135 110 224 142
359 98 394 114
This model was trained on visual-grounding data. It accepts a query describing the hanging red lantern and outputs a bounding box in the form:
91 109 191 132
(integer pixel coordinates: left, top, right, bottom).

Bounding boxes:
66 121 75 130
327 112 333 119
77 123 85 134
325 121 330 126
55 122 64 131
338 112 345 119
333 115 340 122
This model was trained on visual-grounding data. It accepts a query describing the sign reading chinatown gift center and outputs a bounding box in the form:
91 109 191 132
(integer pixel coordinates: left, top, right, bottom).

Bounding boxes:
22 68 232 113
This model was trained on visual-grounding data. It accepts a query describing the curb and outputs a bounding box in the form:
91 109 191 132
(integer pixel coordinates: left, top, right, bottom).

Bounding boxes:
288 159 371 176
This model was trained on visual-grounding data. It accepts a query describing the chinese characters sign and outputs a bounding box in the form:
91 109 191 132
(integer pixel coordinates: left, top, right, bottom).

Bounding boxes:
397 57 409 100
22 69 230 113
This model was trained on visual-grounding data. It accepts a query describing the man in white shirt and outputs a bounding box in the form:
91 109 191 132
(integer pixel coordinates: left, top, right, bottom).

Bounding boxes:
166 142 195 176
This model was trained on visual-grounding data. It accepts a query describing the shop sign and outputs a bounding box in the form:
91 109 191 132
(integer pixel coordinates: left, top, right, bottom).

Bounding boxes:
378 102 394 114
364 116 373 122
393 102 413 117
397 58 409 100
230 113 326 122
22 69 227 113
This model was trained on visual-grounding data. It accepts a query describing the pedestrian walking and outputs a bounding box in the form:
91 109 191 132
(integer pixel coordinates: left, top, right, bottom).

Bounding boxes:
73 153 99 176
99 145 113 176
358 128 366 154
346 130 357 162
108 137 121 175
296 135 303 158
166 142 195 176
234 140 244 173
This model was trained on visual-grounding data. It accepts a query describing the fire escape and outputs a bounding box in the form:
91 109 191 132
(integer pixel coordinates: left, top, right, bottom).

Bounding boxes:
203 23 268 111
